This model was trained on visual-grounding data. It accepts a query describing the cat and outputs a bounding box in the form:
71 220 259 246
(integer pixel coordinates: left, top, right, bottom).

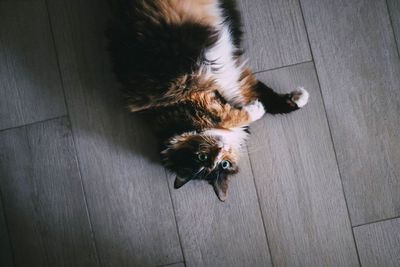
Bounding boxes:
108 0 309 201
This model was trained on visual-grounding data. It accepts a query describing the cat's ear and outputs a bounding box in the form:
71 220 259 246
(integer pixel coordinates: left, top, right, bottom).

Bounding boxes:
174 176 192 189
212 174 230 202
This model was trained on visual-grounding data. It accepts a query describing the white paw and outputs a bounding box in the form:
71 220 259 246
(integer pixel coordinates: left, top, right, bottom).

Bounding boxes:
291 87 309 108
244 100 265 122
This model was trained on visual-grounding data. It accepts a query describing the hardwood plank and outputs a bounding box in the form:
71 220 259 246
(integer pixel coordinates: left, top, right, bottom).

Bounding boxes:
161 263 185 267
168 152 272 267
0 0 66 130
248 62 359 266
387 0 400 54
238 0 311 72
300 0 400 225
0 197 13 267
46 0 183 266
0 118 98 267
354 218 400 267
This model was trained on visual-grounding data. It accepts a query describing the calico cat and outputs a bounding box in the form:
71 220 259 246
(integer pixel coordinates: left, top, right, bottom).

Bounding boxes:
108 0 309 201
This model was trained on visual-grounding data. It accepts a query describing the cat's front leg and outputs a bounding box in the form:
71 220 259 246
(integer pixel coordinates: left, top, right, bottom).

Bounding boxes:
218 100 265 129
243 100 265 122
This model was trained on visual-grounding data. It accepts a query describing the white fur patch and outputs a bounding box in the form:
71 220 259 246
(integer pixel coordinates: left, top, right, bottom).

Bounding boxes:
292 87 309 108
202 4 244 105
204 128 249 151
244 100 265 122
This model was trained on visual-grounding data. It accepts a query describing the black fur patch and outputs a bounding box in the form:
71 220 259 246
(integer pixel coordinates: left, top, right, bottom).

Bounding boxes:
256 82 300 114
107 8 218 97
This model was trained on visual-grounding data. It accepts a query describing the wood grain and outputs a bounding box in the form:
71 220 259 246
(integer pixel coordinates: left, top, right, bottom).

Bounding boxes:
248 62 359 266
168 151 272 267
0 197 13 267
0 118 98 267
300 0 400 226
46 0 183 266
238 0 311 72
0 0 66 130
354 218 400 267
387 0 400 54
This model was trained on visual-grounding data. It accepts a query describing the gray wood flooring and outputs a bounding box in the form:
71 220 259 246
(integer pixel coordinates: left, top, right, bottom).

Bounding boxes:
354 218 400 267
0 118 98 267
301 0 400 226
0 1 66 130
0 0 399 266
239 0 311 72
250 63 358 266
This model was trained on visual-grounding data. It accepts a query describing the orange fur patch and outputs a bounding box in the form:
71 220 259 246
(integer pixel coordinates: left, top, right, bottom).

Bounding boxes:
157 0 217 26
178 74 254 129
239 68 259 105
129 72 255 129
218 105 252 128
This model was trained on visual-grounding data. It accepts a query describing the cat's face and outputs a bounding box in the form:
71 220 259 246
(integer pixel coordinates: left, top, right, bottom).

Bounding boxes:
161 132 239 201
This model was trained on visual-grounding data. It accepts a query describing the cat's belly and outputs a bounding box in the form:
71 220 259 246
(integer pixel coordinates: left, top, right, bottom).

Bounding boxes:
202 5 246 106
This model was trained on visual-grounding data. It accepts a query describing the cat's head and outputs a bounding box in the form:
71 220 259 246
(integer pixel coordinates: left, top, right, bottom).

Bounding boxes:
161 130 245 201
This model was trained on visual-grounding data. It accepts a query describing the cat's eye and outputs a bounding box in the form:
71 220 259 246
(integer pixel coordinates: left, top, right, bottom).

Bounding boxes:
221 160 231 169
198 153 208 162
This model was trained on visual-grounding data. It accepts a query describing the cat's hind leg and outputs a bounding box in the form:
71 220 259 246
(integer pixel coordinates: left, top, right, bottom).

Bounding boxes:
255 82 309 115
237 68 309 115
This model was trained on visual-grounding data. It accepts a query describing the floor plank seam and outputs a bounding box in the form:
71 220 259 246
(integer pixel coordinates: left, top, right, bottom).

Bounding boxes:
297 1 362 265
385 0 400 57
353 215 400 229
253 60 313 75
0 115 67 133
43 1 103 266
0 182 16 267
163 170 187 267
245 145 275 267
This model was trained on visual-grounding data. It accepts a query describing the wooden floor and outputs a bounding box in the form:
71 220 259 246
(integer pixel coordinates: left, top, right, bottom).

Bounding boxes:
0 0 399 266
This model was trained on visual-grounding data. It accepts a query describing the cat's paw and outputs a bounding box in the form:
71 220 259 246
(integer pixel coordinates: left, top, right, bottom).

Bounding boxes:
244 100 265 122
290 87 309 108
